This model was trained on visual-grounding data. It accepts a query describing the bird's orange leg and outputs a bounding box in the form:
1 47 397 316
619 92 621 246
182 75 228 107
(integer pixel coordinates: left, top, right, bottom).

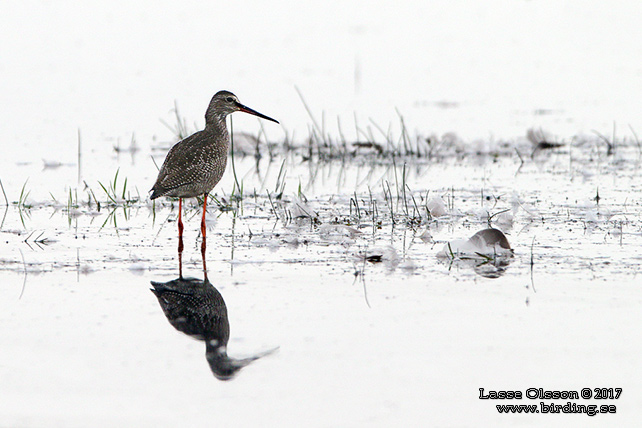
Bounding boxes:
178 198 184 278
200 194 208 277
201 193 208 253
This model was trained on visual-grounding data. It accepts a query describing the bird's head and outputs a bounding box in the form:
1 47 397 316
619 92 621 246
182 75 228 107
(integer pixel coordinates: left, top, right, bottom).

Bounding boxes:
205 90 279 126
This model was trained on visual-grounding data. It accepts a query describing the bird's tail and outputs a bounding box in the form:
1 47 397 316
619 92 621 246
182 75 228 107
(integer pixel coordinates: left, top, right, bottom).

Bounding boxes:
150 187 162 200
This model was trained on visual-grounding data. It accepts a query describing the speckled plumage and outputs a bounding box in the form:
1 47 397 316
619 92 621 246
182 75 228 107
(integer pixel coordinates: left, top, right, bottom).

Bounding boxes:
150 90 278 200
150 126 229 199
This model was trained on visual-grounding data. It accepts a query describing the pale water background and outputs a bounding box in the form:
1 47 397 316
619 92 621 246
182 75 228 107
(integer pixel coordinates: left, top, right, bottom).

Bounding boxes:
1 1 642 427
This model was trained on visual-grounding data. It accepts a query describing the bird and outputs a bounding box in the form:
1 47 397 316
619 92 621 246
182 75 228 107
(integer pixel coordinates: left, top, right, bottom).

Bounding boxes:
151 90 278 250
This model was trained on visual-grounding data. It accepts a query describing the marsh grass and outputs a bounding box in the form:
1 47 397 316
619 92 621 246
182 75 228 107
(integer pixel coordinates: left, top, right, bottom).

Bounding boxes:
628 125 642 156
147 95 642 240
229 116 242 194
209 193 238 213
16 180 31 209
8 97 639 249
349 191 361 223
592 123 616 156
98 168 128 204
11 167 145 229
487 208 511 228
294 89 449 160
160 100 192 141
157 93 642 176
272 159 287 200
0 178 7 229
587 122 642 159
0 178 8 207
13 180 33 228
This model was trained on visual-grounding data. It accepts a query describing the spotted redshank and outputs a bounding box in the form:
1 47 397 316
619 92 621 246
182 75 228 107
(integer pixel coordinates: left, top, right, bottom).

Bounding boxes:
151 91 278 254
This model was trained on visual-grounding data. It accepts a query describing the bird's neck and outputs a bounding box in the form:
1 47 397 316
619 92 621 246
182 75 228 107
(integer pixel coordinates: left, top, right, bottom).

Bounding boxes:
204 116 230 150
204 115 229 134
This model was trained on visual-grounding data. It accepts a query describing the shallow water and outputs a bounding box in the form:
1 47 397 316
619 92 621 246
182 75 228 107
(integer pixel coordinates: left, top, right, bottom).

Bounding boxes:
3 1 642 424
1 133 641 426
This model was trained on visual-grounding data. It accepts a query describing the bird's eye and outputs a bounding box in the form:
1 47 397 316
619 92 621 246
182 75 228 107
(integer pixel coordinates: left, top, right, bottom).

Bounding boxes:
226 97 234 102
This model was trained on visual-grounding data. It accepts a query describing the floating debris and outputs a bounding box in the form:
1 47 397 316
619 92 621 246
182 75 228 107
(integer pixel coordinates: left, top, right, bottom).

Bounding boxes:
418 228 433 243
438 228 512 260
426 196 448 217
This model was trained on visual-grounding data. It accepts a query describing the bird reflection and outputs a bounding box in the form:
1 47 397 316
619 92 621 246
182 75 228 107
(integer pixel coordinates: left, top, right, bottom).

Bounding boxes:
151 250 276 380
438 257 512 279
177 222 207 280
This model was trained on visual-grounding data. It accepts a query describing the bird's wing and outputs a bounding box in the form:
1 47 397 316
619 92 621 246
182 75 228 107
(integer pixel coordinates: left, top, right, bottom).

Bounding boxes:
151 131 213 196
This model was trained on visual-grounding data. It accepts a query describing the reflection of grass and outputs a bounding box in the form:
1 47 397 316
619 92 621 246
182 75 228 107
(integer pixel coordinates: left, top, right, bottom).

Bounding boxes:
98 168 128 204
100 206 129 230
15 180 32 228
23 230 50 250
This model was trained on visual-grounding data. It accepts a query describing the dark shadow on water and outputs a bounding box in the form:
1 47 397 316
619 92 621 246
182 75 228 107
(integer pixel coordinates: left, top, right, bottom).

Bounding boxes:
441 257 512 279
151 237 277 380
472 258 512 279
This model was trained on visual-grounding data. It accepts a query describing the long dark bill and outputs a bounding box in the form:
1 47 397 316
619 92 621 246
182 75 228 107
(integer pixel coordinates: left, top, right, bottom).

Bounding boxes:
236 102 279 124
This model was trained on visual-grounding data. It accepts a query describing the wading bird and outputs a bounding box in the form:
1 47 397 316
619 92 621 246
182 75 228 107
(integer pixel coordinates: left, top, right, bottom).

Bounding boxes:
151 91 278 251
